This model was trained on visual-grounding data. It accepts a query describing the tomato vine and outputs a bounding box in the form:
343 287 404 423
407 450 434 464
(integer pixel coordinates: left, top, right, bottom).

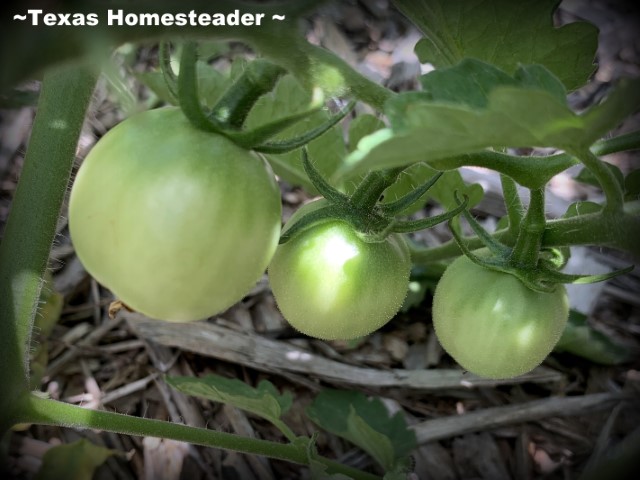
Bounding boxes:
0 0 638 477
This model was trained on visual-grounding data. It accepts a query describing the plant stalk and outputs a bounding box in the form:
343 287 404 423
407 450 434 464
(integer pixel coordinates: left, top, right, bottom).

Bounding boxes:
0 66 97 425
573 148 625 214
350 167 404 210
508 188 546 268
500 174 523 234
11 394 380 480
410 208 640 264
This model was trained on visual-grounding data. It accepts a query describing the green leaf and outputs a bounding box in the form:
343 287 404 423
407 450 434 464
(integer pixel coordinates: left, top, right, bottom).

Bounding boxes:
583 78 640 136
196 40 230 62
573 164 625 190
34 439 118 480
429 171 484 211
307 435 354 480
195 61 233 109
246 75 347 192
514 64 568 103
342 78 640 176
400 278 431 313
309 460 354 480
135 70 176 105
101 58 139 116
346 406 396 471
136 61 229 108
381 163 439 214
0 88 39 108
306 390 417 471
419 60 567 109
348 114 385 153
166 374 293 429
554 310 631 365
624 169 640 200
393 0 598 91
563 201 602 218
335 114 386 195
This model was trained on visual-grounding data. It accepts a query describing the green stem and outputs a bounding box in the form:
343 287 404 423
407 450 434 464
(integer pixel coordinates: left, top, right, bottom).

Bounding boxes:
299 42 394 110
11 395 380 480
592 130 640 156
429 151 578 190
573 149 625 214
509 188 546 268
410 207 640 264
159 41 178 104
211 60 286 129
424 131 640 191
543 210 640 256
0 66 97 423
177 42 224 133
500 174 523 234
351 168 404 210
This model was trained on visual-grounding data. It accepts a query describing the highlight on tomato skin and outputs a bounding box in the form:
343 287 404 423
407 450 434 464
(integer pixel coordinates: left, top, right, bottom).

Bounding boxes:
68 107 282 322
268 201 412 340
431 254 570 379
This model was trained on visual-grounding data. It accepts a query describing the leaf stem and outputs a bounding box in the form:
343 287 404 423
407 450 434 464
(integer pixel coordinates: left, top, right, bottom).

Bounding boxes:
177 42 224 133
211 60 286 129
500 174 523 234
509 188 546 268
410 207 640 264
573 148 625 214
592 130 640 156
12 395 380 480
350 168 404 210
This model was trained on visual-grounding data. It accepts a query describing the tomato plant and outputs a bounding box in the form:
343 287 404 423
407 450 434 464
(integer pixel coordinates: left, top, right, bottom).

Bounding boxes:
269 201 411 340
432 254 570 379
68 107 282 322
1 1 639 478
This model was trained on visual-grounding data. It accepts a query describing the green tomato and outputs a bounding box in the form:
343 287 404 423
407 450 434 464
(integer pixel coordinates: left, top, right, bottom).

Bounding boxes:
432 255 569 379
268 201 411 340
69 107 281 322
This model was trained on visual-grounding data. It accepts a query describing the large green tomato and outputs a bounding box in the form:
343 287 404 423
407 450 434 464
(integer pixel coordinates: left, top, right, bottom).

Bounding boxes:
268 201 411 340
432 255 569 379
69 107 281 322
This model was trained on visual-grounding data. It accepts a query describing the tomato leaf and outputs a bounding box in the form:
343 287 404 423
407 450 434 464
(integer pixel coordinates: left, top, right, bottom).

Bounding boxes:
306 435 354 480
573 164 625 190
34 439 118 480
306 390 417 471
418 61 567 109
624 169 640 200
347 114 384 153
554 310 631 365
308 460 354 480
136 60 229 108
562 201 602 218
246 75 346 192
393 0 598 91
346 406 396 471
166 374 292 427
342 78 640 176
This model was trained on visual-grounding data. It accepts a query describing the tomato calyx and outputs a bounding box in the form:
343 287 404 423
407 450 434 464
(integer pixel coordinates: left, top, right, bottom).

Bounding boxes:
448 191 633 293
163 41 355 153
280 149 468 245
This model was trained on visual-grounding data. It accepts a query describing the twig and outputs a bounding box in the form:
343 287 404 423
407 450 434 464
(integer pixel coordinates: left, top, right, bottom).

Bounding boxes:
125 314 563 390
411 392 623 444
